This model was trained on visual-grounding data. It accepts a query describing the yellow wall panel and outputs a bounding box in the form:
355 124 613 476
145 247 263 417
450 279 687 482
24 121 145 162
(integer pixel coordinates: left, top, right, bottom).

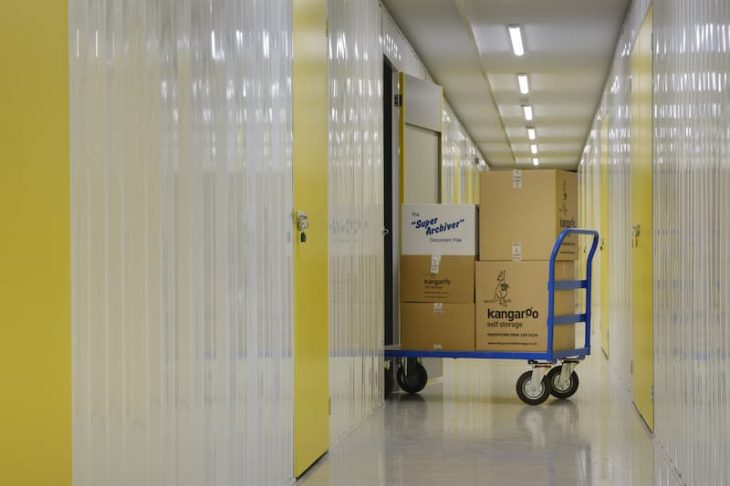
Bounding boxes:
293 0 330 476
630 8 654 430
0 3 71 485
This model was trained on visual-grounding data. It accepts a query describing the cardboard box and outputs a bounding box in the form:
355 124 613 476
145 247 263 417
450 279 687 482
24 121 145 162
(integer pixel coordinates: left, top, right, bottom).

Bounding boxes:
479 170 577 261
401 303 475 351
402 204 477 256
400 255 475 303
475 261 576 352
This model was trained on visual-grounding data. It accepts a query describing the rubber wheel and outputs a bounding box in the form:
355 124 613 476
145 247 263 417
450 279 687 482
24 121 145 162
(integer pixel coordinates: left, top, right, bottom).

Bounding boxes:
385 366 395 397
396 362 428 394
516 370 550 405
547 366 579 399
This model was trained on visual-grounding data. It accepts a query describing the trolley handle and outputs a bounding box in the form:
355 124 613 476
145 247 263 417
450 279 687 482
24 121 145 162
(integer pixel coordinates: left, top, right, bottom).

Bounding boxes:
549 228 600 265
547 228 600 360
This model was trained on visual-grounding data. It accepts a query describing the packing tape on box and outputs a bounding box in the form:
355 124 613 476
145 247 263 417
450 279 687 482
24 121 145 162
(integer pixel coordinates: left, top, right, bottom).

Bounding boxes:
512 242 522 261
432 302 444 315
512 169 523 189
430 254 441 274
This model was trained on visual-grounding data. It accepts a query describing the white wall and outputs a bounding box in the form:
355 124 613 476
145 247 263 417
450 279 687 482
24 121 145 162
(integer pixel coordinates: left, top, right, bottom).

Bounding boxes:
70 1 295 484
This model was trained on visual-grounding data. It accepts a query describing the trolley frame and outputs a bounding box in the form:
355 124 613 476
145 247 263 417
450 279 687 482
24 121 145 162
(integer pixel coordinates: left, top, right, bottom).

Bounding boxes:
385 228 600 364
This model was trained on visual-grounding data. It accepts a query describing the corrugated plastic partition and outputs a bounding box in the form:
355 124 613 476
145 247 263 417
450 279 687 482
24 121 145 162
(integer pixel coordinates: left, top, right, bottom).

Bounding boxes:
578 0 652 391
578 129 600 323
70 1 295 485
442 105 485 204
654 0 730 483
327 0 385 444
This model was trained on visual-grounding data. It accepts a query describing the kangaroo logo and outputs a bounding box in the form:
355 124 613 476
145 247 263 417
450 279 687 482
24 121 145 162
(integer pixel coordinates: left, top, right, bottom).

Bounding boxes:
486 270 511 307
559 180 569 217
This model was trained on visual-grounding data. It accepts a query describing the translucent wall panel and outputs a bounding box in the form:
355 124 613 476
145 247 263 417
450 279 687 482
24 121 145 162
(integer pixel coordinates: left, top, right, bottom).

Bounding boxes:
581 0 730 482
578 127 602 326
653 0 730 482
442 105 485 204
70 1 294 485
327 0 385 443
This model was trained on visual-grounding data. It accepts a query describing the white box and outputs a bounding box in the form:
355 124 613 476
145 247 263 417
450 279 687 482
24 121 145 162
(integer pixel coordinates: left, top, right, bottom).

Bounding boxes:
401 204 477 256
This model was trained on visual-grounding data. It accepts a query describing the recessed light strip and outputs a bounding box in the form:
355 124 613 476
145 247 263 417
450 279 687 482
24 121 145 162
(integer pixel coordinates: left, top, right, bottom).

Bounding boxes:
523 105 534 121
530 144 538 155
508 25 525 57
533 157 540 166
517 74 529 95
527 127 536 140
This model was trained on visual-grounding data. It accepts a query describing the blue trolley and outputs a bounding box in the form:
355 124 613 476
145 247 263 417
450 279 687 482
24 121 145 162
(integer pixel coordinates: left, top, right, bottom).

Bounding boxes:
385 228 600 405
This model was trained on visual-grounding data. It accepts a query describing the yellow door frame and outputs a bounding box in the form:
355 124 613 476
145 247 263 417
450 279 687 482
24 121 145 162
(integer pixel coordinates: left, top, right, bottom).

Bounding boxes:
292 0 330 476
0 3 71 485
630 8 654 430
600 117 610 357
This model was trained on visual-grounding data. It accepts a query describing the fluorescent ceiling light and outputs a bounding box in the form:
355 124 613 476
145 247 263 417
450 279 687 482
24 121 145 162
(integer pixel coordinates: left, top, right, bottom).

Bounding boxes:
523 105 534 121
527 127 536 140
508 25 525 56
533 157 540 166
530 144 538 154
517 74 530 94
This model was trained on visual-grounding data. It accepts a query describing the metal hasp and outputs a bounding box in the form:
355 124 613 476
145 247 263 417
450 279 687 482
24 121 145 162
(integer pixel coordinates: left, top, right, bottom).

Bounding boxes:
546 228 600 362
296 211 309 231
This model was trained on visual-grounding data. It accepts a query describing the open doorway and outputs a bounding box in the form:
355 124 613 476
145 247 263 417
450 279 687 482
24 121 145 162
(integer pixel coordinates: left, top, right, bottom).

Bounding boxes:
383 57 398 346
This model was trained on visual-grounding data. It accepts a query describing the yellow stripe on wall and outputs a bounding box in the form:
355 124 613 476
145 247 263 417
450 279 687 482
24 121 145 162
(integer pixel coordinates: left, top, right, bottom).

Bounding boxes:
0 2 71 485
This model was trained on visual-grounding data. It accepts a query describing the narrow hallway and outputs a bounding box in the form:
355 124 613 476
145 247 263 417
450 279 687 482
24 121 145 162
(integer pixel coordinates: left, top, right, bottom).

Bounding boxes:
301 355 681 485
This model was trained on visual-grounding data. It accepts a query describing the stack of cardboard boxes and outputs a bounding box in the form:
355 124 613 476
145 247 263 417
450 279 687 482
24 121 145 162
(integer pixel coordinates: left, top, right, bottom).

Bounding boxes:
400 204 477 351
475 169 578 352
399 169 578 354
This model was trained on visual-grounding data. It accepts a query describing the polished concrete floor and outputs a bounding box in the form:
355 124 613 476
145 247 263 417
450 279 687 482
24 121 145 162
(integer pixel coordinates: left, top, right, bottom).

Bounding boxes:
299 354 683 485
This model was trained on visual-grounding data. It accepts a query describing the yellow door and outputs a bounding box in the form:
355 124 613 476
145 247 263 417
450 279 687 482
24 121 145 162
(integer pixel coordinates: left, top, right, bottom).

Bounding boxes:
600 117 610 357
0 4 71 485
293 0 330 476
630 8 654 430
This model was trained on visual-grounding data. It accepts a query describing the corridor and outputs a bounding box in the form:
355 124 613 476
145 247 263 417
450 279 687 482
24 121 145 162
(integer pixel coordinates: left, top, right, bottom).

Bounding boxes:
3 0 730 484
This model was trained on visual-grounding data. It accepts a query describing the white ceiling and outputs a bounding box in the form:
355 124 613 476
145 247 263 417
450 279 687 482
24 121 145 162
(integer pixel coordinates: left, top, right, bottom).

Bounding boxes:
383 0 631 169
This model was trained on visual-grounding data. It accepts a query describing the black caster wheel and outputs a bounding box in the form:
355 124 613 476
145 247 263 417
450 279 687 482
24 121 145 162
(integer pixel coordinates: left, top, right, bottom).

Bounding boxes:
547 366 579 399
385 366 395 397
396 360 428 395
516 370 551 405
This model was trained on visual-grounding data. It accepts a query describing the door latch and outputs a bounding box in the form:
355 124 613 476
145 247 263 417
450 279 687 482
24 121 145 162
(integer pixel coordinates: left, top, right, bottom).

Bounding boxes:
296 211 309 243
632 224 641 248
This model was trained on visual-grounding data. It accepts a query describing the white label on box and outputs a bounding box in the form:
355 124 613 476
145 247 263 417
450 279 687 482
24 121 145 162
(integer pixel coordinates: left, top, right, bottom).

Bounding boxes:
432 344 443 350
512 170 523 189
432 303 444 315
430 254 441 274
512 242 522 261
401 204 477 256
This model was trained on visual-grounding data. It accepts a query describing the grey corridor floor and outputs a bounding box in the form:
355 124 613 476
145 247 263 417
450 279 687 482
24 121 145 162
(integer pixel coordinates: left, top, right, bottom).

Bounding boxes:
299 354 685 486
